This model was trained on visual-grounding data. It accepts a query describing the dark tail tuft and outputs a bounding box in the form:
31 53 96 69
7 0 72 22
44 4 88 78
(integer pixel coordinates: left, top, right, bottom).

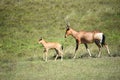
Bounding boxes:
101 34 105 47
61 45 63 50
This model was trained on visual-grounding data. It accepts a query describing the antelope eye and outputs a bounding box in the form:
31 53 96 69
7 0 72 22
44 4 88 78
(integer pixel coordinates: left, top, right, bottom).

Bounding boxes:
66 28 69 31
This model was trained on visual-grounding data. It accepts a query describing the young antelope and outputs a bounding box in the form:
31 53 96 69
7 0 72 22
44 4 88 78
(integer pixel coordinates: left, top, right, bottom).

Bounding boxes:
38 38 63 61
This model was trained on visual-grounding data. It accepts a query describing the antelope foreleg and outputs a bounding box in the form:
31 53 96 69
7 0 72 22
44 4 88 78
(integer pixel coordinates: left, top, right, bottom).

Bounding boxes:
73 40 79 59
75 40 79 52
84 43 92 57
87 49 92 57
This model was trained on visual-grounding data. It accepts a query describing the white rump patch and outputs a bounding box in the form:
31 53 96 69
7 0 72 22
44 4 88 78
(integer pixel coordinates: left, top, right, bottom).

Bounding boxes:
94 33 103 43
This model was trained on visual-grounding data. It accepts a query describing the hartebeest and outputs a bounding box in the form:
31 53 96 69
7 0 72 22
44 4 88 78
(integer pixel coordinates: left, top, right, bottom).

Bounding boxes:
65 24 110 58
38 38 63 61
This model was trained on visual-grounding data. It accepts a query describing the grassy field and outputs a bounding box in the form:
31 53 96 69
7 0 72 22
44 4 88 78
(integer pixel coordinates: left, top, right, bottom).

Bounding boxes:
0 57 120 80
0 0 120 80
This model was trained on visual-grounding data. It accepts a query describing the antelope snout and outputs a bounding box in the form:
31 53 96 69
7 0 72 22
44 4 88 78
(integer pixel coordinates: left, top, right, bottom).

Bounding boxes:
38 41 41 44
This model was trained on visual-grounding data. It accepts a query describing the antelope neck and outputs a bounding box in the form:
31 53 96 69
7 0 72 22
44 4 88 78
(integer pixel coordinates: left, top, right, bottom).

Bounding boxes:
71 29 78 39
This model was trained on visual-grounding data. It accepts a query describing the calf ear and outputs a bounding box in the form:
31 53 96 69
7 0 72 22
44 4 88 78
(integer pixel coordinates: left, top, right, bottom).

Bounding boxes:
39 37 42 41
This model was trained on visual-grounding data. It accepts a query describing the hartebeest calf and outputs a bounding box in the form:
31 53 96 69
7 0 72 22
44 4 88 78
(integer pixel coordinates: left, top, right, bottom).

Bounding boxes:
65 24 110 58
38 38 63 61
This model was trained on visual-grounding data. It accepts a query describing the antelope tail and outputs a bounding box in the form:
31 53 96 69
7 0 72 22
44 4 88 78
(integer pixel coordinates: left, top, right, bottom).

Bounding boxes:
101 34 105 47
61 45 63 50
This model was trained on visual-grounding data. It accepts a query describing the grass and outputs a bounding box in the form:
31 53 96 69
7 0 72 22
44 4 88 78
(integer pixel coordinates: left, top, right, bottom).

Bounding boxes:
0 0 120 80
0 57 120 80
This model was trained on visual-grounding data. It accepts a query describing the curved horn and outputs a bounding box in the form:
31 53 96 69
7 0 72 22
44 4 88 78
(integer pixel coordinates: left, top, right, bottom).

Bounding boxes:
65 19 70 26
65 20 70 29
65 15 70 26
67 21 70 27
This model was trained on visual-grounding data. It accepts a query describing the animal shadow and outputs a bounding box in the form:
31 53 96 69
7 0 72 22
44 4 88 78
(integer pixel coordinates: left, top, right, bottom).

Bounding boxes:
79 53 96 58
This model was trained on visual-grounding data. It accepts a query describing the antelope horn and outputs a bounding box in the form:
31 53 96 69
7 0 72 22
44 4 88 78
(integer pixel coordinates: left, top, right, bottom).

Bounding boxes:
65 20 70 29
67 22 70 26
65 20 70 26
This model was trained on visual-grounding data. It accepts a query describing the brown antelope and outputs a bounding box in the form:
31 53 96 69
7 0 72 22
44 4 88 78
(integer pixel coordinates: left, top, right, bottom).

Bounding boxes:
65 24 110 58
38 38 63 61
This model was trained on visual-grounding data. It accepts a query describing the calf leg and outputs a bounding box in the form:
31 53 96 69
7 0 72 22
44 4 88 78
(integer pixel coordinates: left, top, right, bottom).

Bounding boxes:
43 49 46 60
84 43 92 57
55 49 59 61
55 48 63 61
55 54 59 61
43 54 45 61
45 49 48 62
45 52 48 62
58 50 63 61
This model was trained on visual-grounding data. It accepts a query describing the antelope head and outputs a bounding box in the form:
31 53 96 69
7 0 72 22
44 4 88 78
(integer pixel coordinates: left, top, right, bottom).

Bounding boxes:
38 37 43 44
65 22 71 38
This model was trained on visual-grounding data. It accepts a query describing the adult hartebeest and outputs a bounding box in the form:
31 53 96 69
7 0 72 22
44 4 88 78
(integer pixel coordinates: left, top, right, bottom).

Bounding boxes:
65 24 110 58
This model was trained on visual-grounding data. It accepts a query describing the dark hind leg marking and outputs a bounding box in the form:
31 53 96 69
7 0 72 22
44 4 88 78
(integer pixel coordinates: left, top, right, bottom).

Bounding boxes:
95 40 102 57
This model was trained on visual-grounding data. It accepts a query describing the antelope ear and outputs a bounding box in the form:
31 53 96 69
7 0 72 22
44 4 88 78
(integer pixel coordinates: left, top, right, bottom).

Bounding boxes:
66 24 70 30
39 37 42 41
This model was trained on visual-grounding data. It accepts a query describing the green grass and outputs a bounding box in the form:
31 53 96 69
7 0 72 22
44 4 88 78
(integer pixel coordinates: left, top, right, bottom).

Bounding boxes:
0 0 120 80
0 57 120 80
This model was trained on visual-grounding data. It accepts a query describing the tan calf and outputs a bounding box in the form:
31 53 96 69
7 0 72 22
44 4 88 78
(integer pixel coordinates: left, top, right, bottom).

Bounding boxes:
38 38 63 61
